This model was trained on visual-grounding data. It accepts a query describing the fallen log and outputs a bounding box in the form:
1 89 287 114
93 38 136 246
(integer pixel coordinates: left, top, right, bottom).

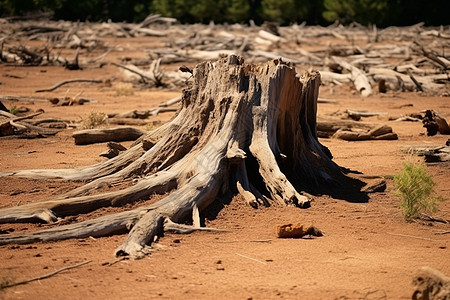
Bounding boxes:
345 109 387 121
332 56 372 97
317 117 397 140
333 124 398 141
72 127 144 145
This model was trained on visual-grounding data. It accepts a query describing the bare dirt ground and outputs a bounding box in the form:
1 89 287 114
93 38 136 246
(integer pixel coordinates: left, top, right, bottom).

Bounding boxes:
1 25 449 300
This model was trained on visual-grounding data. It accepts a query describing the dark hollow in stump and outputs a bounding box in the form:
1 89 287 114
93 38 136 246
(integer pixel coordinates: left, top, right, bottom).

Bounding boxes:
0 55 359 259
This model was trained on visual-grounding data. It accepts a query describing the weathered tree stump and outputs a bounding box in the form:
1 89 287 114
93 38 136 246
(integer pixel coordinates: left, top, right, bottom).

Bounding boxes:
0 55 350 258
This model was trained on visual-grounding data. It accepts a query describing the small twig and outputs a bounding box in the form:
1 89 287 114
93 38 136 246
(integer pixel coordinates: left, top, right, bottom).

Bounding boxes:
386 232 437 241
105 256 128 267
317 98 338 104
1 260 92 289
434 230 450 235
407 69 423 92
250 239 272 243
35 79 102 93
236 253 267 265
158 96 181 107
1 111 43 123
419 213 449 224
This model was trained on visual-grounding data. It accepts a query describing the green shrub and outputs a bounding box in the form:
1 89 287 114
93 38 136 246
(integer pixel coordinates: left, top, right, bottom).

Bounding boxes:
322 0 388 25
9 106 18 115
393 161 442 220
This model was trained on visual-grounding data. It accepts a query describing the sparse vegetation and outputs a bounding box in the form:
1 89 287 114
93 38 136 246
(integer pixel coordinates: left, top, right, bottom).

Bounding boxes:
113 82 134 97
9 106 18 115
80 111 109 129
393 161 442 220
145 120 162 131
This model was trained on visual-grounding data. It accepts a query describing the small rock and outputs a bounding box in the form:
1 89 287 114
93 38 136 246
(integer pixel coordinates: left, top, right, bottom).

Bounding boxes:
276 223 323 238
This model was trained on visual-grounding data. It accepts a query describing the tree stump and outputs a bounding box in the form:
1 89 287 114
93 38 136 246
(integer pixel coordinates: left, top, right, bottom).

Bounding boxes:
0 55 349 258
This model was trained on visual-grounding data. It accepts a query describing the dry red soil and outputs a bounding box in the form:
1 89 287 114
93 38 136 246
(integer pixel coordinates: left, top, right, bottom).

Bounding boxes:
0 29 449 300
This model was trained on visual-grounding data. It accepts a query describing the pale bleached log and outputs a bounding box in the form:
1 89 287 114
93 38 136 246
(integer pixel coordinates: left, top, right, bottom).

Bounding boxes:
258 30 282 43
332 56 372 97
72 127 144 145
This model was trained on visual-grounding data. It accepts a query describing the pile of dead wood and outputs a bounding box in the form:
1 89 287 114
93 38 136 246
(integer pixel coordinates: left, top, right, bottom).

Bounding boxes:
0 108 67 138
1 17 448 93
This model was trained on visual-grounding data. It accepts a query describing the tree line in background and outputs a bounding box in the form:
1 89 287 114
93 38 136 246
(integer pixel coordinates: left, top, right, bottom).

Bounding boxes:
0 0 448 27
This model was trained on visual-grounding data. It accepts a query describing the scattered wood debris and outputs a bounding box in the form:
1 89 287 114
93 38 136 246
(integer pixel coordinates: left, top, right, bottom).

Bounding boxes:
0 18 448 94
401 145 450 162
317 118 398 141
0 110 66 137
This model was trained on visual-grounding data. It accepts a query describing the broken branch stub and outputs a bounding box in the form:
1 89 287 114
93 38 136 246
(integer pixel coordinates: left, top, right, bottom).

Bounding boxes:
0 55 344 258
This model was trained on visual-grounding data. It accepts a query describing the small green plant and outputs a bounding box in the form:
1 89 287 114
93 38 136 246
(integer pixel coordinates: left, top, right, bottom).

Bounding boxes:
393 161 442 220
9 106 18 115
80 111 108 129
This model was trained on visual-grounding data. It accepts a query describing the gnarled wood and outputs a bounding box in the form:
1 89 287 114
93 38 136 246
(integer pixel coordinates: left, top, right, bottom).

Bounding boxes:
0 55 352 258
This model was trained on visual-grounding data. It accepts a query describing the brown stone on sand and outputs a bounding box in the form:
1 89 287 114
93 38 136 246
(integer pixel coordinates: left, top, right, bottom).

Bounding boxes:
276 223 323 238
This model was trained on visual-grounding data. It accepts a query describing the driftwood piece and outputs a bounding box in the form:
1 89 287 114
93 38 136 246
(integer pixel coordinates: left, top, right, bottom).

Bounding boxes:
333 124 398 141
0 111 45 136
422 110 450 136
345 109 387 121
401 145 450 162
332 56 372 97
413 41 450 70
72 127 144 145
317 118 397 141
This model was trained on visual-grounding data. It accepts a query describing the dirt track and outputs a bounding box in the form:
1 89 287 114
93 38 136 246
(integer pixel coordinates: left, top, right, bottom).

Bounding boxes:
1 22 449 299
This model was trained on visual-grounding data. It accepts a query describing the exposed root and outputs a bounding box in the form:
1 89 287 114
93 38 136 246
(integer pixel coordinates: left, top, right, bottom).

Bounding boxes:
0 171 177 223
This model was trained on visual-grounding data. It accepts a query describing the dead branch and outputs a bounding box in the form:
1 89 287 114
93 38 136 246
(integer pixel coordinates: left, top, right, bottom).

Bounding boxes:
35 79 103 93
1 260 91 289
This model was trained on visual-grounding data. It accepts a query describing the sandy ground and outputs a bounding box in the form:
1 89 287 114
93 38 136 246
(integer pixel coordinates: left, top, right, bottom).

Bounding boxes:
0 30 449 300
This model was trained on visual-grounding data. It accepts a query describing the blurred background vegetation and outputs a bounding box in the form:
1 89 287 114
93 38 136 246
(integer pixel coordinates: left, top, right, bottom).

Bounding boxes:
0 0 448 26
